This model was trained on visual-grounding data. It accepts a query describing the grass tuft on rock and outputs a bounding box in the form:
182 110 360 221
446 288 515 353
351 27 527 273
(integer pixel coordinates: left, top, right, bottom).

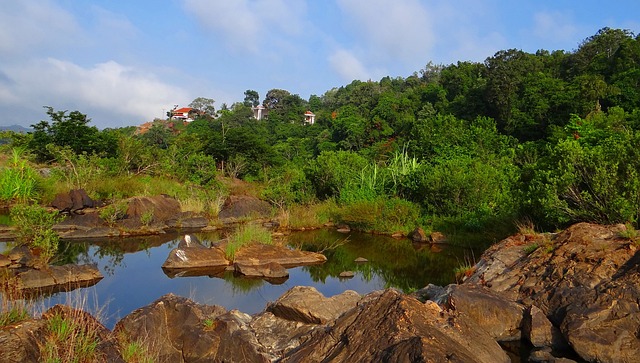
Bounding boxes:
225 224 273 260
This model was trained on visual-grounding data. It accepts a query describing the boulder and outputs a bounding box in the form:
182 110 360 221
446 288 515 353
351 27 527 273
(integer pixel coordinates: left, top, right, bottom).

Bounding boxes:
522 305 567 349
250 311 317 359
408 227 428 242
124 195 181 225
234 261 289 279
339 271 354 278
218 195 272 220
0 319 47 362
51 189 95 213
162 245 229 272
465 222 640 363
281 289 510 363
267 286 361 325
114 294 269 363
442 284 525 341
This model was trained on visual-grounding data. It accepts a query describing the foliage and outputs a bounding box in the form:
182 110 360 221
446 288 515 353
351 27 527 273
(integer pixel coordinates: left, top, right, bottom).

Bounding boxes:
10 204 63 263
333 197 421 233
42 311 100 363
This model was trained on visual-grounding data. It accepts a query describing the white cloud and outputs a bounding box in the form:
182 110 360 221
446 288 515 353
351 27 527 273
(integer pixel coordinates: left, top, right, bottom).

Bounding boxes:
0 1 83 57
336 0 434 67
532 11 579 44
0 59 190 127
328 49 376 82
182 0 307 53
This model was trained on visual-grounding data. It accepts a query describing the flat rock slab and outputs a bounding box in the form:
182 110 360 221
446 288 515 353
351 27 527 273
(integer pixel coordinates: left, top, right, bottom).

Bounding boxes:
162 245 229 270
234 244 327 268
234 262 289 279
8 264 103 295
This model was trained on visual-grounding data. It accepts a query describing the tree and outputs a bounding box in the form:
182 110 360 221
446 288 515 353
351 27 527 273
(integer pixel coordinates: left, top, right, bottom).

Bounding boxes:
243 90 260 107
263 89 291 110
188 97 216 117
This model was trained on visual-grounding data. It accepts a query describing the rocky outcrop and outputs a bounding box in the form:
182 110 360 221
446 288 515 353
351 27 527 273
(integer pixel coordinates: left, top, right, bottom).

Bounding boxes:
464 222 640 363
281 289 510 363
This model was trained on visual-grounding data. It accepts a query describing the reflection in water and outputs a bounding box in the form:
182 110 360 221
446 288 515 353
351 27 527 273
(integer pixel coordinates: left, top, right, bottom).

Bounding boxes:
9 229 490 329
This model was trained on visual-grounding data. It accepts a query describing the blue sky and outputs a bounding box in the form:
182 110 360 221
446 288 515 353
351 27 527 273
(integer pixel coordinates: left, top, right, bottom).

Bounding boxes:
1 0 639 129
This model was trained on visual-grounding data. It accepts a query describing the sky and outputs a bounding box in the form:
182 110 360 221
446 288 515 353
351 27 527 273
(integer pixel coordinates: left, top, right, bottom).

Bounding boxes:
1 1 639 129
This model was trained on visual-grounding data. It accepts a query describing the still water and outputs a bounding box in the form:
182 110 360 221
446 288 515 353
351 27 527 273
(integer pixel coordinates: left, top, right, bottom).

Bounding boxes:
5 229 487 329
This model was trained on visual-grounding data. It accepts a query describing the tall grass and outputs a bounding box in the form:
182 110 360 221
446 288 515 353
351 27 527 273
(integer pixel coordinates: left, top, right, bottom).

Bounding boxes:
225 224 273 260
10 204 63 264
0 148 41 203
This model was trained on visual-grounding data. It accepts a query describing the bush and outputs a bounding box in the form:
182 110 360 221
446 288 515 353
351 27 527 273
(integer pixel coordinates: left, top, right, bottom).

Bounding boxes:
10 204 63 263
0 148 41 203
333 197 421 233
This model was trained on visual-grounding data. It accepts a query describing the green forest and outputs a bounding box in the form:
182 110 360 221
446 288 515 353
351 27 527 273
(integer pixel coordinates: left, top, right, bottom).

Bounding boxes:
2 27 640 240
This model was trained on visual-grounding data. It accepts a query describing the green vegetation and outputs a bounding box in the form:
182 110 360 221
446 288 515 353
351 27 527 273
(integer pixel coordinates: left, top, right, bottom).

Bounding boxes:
225 224 273 260
1 27 639 240
0 299 30 327
42 311 100 363
10 204 63 263
119 338 155 363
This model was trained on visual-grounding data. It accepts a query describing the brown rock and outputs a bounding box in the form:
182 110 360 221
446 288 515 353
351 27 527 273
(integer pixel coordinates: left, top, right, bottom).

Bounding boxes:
339 271 355 278
522 305 567 349
408 227 428 242
267 286 361 325
162 245 229 270
430 231 448 244
234 244 326 268
0 319 46 362
444 284 525 341
234 261 289 279
113 294 270 363
465 222 640 362
218 195 272 220
125 195 181 224
281 289 510 363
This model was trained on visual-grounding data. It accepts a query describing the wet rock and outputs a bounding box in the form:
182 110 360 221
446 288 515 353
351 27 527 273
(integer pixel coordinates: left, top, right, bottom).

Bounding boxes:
218 195 271 220
465 222 640 362
267 286 361 325
234 261 289 279
281 289 510 363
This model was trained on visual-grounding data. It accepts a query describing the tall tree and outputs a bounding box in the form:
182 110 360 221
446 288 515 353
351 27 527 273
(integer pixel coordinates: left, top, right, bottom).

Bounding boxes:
243 90 260 107
188 97 216 117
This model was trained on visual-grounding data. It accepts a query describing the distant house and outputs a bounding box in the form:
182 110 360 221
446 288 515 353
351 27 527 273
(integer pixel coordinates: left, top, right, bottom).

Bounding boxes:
252 105 268 120
303 110 316 125
170 107 199 121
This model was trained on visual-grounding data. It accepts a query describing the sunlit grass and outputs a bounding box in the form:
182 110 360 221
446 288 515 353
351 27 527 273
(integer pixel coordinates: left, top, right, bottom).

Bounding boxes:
225 224 273 260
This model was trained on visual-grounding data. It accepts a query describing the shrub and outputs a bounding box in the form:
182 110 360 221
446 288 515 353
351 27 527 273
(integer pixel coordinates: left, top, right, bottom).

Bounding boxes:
10 204 63 263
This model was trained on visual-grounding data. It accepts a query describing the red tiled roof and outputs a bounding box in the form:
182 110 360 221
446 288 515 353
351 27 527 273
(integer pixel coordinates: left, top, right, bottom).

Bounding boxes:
173 107 193 114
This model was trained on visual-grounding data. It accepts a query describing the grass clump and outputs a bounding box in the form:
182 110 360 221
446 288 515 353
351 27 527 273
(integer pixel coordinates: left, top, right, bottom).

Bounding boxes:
619 222 639 242
120 338 155 363
0 299 31 327
225 224 273 260
42 310 100 363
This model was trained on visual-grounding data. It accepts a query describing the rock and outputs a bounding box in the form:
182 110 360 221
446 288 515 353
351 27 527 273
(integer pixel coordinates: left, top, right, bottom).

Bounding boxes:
166 213 209 229
250 311 317 359
465 222 640 362
408 227 428 242
443 284 525 341
430 231 448 244
233 244 327 268
339 271 354 278
281 289 510 363
391 231 404 239
354 257 368 263
7 245 35 267
411 283 447 304
234 262 289 279
267 286 361 325
218 195 272 220
336 224 351 233
113 293 270 362
523 305 567 349
0 319 46 362
11 264 103 294
124 195 181 225
51 189 95 213
0 254 10 267
162 244 229 273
